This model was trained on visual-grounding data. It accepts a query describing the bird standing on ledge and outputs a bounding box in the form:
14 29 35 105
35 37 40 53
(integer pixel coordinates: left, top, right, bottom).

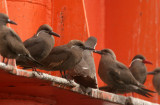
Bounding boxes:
38 40 95 78
21 40 95 78
129 55 152 84
0 13 40 66
94 49 155 97
68 36 98 90
16 24 60 71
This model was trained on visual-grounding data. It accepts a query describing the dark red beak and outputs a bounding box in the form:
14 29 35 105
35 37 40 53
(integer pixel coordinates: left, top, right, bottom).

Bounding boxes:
142 60 153 65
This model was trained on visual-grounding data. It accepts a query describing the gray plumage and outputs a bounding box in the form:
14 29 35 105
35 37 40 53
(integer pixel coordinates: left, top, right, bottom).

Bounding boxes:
16 24 60 67
68 36 98 88
148 68 160 95
34 40 95 73
94 49 155 97
0 13 40 65
129 55 152 84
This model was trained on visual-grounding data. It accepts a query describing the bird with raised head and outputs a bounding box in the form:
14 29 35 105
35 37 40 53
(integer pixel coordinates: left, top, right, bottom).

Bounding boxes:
16 24 60 71
94 49 155 97
0 13 41 66
21 40 95 78
129 55 152 84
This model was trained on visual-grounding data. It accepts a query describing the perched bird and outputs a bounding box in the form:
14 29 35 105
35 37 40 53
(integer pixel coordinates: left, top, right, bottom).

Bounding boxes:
0 13 40 65
68 36 98 89
129 55 152 84
94 49 154 97
22 40 95 77
148 68 160 95
16 24 60 69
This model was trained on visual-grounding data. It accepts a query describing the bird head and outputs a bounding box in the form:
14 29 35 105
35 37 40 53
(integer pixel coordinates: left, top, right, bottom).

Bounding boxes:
132 55 152 65
84 36 97 48
69 40 95 51
37 24 60 37
148 68 160 75
94 49 116 59
0 13 17 25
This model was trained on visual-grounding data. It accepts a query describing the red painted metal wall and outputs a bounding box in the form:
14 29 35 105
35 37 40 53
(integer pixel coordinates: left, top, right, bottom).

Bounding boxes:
84 0 160 103
0 0 160 104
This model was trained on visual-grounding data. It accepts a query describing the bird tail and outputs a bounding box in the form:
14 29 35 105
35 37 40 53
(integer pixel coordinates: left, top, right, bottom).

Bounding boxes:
134 87 155 98
73 76 98 89
141 87 156 93
99 86 117 93
99 86 109 90
25 54 43 66
100 86 155 98
20 66 32 70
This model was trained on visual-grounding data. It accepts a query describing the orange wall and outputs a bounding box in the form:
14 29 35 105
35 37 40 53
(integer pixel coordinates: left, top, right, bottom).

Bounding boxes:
0 0 160 104
84 0 160 103
0 0 89 75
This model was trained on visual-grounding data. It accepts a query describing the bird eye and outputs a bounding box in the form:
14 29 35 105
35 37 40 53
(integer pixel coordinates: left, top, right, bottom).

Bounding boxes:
45 30 50 33
75 43 83 47
79 44 84 46
103 50 108 53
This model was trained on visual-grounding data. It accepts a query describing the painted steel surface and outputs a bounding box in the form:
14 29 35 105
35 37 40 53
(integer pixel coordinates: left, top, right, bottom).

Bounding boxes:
0 0 160 104
84 0 160 103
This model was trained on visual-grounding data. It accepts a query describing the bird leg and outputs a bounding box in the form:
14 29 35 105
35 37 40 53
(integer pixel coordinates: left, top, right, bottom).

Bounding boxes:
32 67 36 71
60 70 64 78
79 85 92 95
2 57 6 63
32 67 42 75
66 78 72 84
61 70 68 79
60 70 72 83
6 59 9 65
63 72 72 83
63 70 67 78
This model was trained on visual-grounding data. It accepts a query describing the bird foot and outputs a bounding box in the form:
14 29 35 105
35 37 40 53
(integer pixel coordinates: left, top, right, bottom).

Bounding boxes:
32 67 43 75
61 74 65 78
34 71 43 75
85 88 92 95
66 78 72 84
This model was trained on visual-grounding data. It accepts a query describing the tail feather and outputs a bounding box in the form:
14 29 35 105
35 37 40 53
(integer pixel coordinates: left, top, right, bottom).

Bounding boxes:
73 76 98 89
141 87 156 93
99 86 155 98
25 54 43 66
134 87 155 98
99 86 117 93
134 89 153 98
99 86 109 90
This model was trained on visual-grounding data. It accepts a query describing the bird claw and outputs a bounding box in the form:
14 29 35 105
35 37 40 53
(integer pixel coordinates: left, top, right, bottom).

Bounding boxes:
35 71 43 75
66 79 72 84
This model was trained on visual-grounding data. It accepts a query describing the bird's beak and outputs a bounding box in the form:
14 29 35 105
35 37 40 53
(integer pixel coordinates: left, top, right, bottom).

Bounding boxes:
83 47 95 51
147 71 155 75
49 31 60 37
143 60 153 65
7 19 17 25
93 50 102 54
